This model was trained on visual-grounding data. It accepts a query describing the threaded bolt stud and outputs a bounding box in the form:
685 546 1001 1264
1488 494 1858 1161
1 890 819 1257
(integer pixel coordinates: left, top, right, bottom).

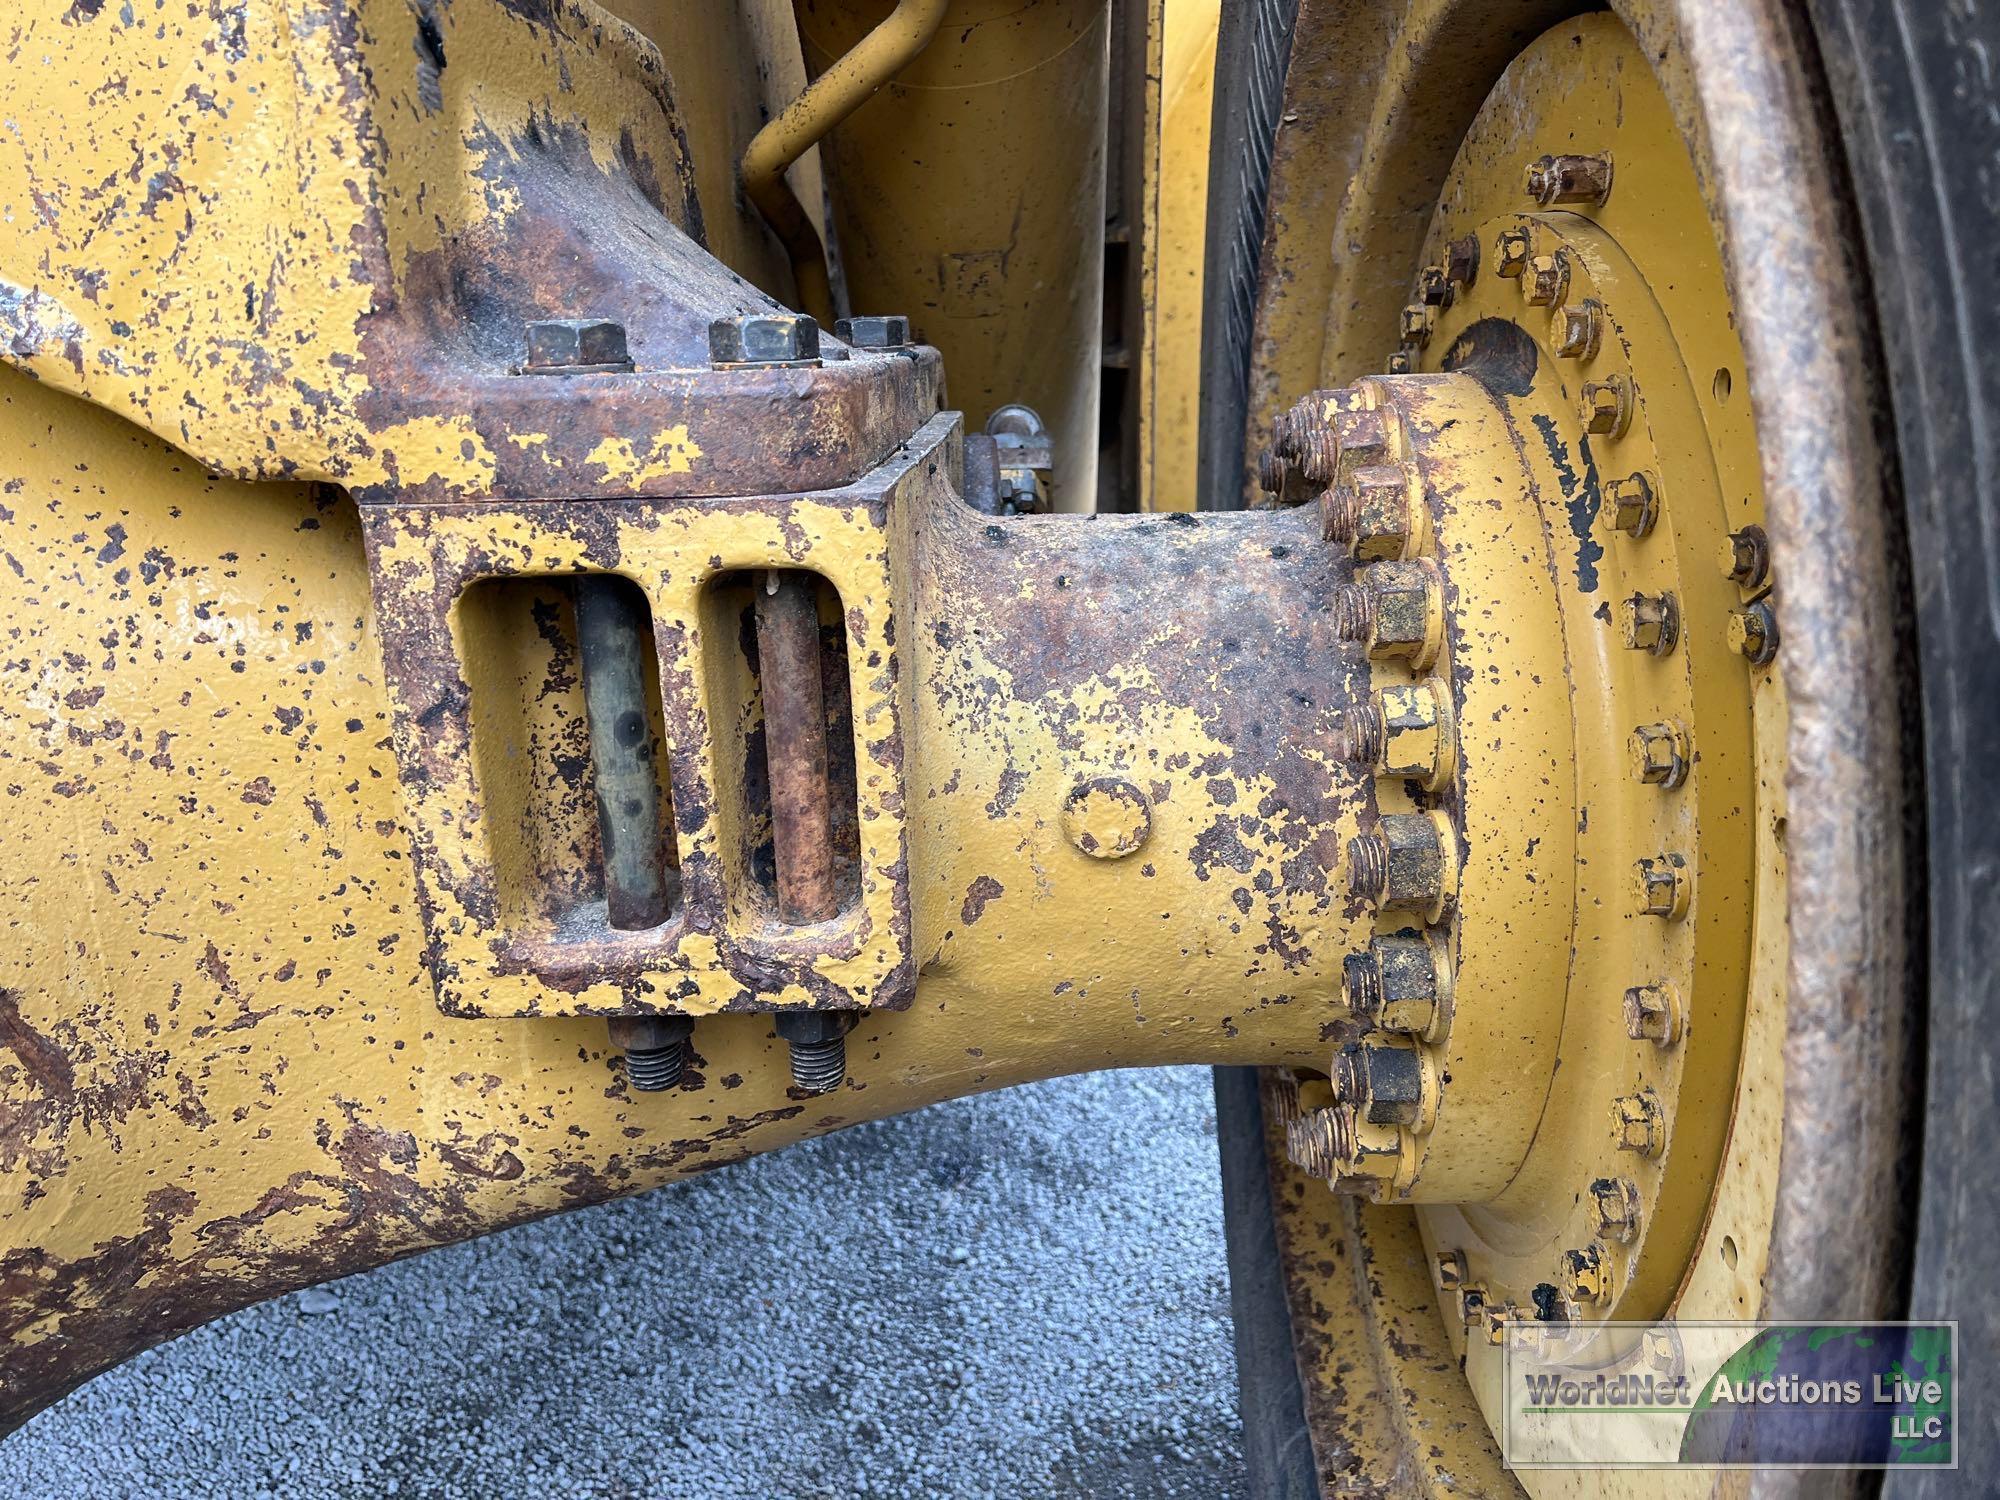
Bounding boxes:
1334 582 1375 642
775 1012 857 1095
607 1015 694 1094
1347 832 1390 898
1341 704 1386 765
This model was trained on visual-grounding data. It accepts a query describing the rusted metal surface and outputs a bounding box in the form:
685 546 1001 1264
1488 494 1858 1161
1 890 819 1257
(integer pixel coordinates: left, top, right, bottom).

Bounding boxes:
754 571 844 925
575 576 675 931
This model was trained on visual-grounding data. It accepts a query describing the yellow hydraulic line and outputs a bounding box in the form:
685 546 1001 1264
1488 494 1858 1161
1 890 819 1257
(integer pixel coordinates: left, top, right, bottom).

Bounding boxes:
740 0 950 324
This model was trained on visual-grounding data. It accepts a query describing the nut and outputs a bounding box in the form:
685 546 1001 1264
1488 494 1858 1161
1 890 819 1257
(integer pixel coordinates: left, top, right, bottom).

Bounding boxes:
1333 558 1443 669
1329 403 1406 484
1344 930 1451 1037
1719 524 1770 588
1620 592 1680 656
1550 299 1603 359
1524 252 1570 307
1727 599 1779 665
1347 811 1454 917
1559 1245 1611 1306
1495 227 1532 278
1399 303 1437 346
832 313 912 349
1606 471 1659 537
1435 1249 1468 1290
1339 461 1428 562
521 318 632 374
1525 152 1614 206
1612 1090 1665 1157
1629 721 1690 789
1417 265 1451 306
1622 983 1686 1046
708 312 822 367
1580 375 1633 435
1385 348 1415 375
1446 234 1481 287
1325 1103 1403 1196
1591 1177 1642 1242
1332 1040 1435 1130
1634 852 1690 920
1344 679 1453 788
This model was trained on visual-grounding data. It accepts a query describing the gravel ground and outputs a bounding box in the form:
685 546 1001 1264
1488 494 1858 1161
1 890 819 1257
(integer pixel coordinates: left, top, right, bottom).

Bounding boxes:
8 1067 1246 1499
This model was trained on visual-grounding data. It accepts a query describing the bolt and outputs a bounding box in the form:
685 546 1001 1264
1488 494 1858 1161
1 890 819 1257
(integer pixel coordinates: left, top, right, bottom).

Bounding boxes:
607 1015 694 1092
1524 252 1569 307
1495 227 1532 278
1446 234 1481 287
1635 852 1691 920
774 1011 855 1093
1334 559 1443 668
708 312 822 367
1384 348 1415 375
1727 599 1780 665
1525 152 1615 206
1550 299 1603 359
1623 983 1686 1046
1285 1106 1341 1180
1629 721 1690 788
1720 525 1771 589
1435 1249 1468 1290
995 469 1045 515
1337 461 1427 562
1345 679 1452 787
521 318 633 374
1060 776 1152 859
1417 265 1451 307
1258 448 1288 495
1344 931 1450 1037
1346 811 1452 915
1332 1041 1432 1129
1324 1102 1403 1195
1591 1177 1642 1242
1399 303 1436 346
1560 1245 1611 1306
1620 591 1680 656
1606 471 1659 537
832 314 912 349
1480 1302 1521 1346
1580 375 1633 436
1612 1090 1665 1157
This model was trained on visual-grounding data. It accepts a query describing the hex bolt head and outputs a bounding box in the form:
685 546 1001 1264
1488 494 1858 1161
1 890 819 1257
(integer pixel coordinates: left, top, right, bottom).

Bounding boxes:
1620 591 1681 656
832 314 912 349
1634 852 1691 920
708 312 822 367
1446 234 1481 287
1727 599 1780 665
522 318 633 374
1581 375 1633 435
1606 471 1659 537
1417 265 1452 307
1623 982 1686 1046
1325 1102 1403 1195
1332 1040 1433 1130
1347 811 1453 916
1399 303 1436 346
1612 1090 1665 1157
1560 1245 1611 1306
1526 152 1615 206
1591 1176 1642 1243
1719 524 1771 588
1435 1249 1468 1291
1495 227 1532 278
1629 721 1690 789
1335 558 1444 669
1524 252 1570 307
1551 299 1603 359
1356 679 1453 788
1385 347 1415 375
1345 930 1450 1036
1339 460 1427 562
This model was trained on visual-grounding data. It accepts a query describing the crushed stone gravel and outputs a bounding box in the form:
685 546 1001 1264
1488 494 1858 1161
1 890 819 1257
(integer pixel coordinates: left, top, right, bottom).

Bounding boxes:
8 1066 1246 1499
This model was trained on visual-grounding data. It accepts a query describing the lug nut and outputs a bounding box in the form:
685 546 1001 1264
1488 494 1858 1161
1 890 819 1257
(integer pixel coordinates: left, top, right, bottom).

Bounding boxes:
1560 1245 1611 1306
1606 471 1659 537
833 313 912 349
1629 721 1690 788
1495 227 1532 278
1551 299 1603 359
1332 559 1444 669
774 1011 855 1093
1525 152 1615 207
1719 524 1771 588
1623 983 1686 1046
1446 234 1481 287
1634 852 1691 920
1727 599 1779 665
1524 252 1569 307
521 318 633 374
1343 930 1450 1037
1346 811 1454 917
607 1015 694 1092
709 312 822 367
1620 591 1680 656
1612 1090 1665 1157
1580 375 1633 435
1591 1177 1642 1242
